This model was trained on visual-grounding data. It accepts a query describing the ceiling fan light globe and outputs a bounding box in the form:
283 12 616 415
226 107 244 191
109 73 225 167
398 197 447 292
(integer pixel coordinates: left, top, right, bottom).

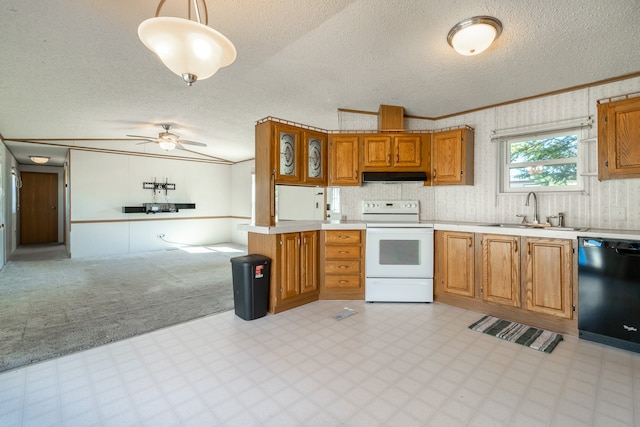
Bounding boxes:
158 140 177 151
138 17 236 83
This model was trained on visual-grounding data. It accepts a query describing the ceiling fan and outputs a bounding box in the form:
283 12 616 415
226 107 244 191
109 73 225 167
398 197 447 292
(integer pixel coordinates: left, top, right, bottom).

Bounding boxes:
126 124 206 151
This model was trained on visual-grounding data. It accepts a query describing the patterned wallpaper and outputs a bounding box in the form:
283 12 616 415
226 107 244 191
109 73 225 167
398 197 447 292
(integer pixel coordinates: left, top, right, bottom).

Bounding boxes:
337 76 640 231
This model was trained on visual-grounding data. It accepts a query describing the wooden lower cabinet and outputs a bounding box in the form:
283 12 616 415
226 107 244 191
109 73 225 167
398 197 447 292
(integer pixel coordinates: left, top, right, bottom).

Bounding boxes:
434 231 577 334
435 231 475 297
319 229 365 299
248 231 319 314
524 238 573 319
481 234 521 307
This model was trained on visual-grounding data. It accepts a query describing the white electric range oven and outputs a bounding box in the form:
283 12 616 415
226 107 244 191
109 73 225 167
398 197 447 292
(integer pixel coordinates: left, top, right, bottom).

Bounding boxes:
363 200 434 302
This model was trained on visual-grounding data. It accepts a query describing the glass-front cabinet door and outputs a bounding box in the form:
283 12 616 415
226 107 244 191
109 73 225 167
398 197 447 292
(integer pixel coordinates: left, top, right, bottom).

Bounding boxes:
275 124 301 183
304 130 326 185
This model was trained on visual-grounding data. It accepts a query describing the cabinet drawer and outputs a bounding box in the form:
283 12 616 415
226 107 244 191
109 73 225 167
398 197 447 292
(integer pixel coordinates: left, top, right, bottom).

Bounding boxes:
325 245 361 259
325 230 361 244
325 260 360 274
325 275 362 289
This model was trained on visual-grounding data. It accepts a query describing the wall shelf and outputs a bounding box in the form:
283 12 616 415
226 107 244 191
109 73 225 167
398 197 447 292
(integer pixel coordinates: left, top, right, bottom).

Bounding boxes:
122 203 196 214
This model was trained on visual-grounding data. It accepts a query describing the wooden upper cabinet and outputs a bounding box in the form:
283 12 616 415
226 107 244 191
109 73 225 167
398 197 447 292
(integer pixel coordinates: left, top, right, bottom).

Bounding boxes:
303 130 327 185
363 135 392 168
328 134 361 186
524 238 573 319
378 105 404 131
362 134 423 170
482 234 520 307
394 135 422 167
254 119 328 226
274 123 301 183
254 120 277 226
432 127 474 185
598 96 640 180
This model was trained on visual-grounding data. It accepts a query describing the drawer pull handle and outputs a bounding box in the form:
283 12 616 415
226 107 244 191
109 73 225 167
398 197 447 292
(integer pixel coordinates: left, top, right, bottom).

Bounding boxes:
339 280 348 284
339 265 348 269
338 250 348 254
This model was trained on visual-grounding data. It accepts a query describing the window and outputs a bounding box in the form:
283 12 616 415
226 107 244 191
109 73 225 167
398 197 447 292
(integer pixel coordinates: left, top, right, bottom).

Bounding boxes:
326 187 341 219
501 130 582 192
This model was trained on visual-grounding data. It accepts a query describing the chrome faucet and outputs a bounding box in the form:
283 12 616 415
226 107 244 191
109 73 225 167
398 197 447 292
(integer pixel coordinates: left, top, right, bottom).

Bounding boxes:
525 192 539 224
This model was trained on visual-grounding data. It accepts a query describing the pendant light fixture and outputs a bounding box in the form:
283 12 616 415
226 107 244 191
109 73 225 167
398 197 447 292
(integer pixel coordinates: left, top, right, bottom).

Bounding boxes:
138 0 236 86
447 16 502 56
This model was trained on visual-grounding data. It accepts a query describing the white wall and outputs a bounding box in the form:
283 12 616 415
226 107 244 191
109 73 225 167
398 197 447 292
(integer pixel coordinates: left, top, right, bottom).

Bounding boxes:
1 146 20 263
69 150 233 257
229 160 254 245
338 76 640 231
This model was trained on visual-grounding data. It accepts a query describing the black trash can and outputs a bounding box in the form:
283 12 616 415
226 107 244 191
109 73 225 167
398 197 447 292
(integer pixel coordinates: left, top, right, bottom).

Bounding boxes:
230 254 271 320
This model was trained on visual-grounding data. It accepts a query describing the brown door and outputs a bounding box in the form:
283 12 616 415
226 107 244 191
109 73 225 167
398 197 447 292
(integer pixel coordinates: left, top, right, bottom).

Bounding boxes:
20 172 58 244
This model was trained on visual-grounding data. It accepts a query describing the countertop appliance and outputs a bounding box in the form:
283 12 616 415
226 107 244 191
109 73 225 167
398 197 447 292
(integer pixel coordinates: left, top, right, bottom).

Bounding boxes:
363 200 434 302
578 237 640 353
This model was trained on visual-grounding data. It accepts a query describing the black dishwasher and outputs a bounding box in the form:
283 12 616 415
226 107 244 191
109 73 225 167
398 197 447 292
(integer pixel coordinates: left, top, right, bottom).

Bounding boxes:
578 237 640 353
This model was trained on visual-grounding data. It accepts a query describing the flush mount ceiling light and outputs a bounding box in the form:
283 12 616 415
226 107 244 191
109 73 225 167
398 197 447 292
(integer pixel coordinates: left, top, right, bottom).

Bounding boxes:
447 16 503 56
29 156 50 164
138 0 237 86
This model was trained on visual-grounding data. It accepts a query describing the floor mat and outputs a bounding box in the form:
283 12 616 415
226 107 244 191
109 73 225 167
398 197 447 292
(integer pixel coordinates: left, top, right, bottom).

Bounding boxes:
469 315 563 353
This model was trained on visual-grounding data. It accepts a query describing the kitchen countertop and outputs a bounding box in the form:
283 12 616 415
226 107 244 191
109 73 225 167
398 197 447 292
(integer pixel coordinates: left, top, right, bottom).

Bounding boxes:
239 220 366 235
240 219 640 240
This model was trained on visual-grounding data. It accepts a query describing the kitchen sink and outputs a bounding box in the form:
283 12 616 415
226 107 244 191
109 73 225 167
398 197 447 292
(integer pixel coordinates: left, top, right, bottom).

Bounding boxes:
482 223 589 232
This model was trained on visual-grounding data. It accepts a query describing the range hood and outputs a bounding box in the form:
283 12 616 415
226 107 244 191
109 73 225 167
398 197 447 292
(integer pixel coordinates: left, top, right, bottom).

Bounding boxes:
362 171 428 182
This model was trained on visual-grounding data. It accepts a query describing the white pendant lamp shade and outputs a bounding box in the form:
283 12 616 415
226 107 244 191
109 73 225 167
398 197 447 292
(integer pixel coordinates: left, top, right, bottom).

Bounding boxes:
447 16 502 56
138 16 236 85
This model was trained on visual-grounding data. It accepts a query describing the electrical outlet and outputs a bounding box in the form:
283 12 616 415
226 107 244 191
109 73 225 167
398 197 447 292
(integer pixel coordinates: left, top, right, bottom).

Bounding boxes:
613 207 626 220
157 233 165 239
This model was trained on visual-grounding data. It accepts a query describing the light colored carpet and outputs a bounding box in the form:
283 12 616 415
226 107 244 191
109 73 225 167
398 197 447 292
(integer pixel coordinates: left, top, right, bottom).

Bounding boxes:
0 243 247 372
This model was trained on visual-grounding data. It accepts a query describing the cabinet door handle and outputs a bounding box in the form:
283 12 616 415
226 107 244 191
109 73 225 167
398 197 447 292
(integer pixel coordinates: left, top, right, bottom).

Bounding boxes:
396 154 399 163
387 154 391 164
514 240 518 253
467 237 472 248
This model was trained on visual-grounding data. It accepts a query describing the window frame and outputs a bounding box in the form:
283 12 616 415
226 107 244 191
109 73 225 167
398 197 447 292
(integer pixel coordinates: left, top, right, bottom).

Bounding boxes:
499 128 584 193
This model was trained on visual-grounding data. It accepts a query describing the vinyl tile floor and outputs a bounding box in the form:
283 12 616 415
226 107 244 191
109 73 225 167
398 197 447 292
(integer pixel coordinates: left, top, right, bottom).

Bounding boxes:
1 300 639 427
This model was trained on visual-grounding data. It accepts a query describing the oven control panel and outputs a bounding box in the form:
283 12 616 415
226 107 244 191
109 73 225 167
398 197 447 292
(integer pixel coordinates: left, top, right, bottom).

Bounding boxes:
362 200 419 214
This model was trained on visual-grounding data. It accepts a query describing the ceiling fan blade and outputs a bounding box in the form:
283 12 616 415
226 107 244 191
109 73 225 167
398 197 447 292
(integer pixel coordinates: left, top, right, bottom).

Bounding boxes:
126 134 157 142
178 139 207 147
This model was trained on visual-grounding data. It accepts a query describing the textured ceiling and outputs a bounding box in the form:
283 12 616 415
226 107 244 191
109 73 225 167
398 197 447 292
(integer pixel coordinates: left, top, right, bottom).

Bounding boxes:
1 0 640 165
